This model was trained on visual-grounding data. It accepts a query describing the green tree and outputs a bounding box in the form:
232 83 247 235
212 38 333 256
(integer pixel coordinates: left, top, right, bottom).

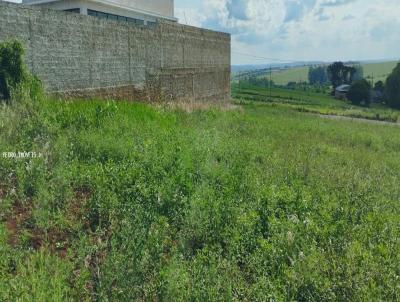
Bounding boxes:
385 63 400 109
374 80 384 93
0 40 42 104
353 65 364 81
328 62 345 90
347 79 371 106
327 62 360 93
308 66 328 85
0 40 26 102
342 66 356 84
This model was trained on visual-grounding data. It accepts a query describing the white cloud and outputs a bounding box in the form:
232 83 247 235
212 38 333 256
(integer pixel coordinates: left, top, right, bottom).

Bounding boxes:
175 8 206 27
176 0 400 64
6 0 400 64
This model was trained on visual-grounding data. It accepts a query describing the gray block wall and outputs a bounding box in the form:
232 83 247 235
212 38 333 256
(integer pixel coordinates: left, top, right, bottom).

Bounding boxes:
0 1 231 101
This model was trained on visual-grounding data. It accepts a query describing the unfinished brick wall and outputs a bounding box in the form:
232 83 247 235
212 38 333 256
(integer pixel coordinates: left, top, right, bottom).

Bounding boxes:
0 2 231 101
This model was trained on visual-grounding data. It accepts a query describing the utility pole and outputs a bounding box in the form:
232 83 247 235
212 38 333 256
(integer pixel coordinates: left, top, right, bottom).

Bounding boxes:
265 71 267 90
270 67 273 97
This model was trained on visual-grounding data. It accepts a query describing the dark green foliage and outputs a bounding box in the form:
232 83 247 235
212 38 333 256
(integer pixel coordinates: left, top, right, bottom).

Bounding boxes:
243 75 273 88
240 77 329 95
308 66 328 85
347 79 372 106
353 65 364 81
344 65 357 84
0 40 26 101
283 81 329 94
328 62 357 90
328 62 345 89
385 63 400 109
0 40 42 103
374 80 385 93
286 81 297 89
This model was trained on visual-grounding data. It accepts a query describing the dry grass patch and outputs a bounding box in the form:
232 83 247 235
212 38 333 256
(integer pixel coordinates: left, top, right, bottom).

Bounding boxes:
159 99 242 113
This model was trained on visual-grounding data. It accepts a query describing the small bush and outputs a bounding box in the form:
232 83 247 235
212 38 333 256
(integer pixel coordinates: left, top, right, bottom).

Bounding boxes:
347 79 371 106
0 40 43 104
374 80 384 93
0 40 24 101
385 63 400 109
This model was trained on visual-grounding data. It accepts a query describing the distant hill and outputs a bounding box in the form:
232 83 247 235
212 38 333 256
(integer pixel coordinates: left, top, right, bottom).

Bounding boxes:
233 60 399 85
232 62 326 74
362 61 399 83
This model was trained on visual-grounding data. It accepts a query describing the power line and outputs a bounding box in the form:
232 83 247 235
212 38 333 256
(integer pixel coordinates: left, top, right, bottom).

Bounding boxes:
269 66 272 98
231 50 298 63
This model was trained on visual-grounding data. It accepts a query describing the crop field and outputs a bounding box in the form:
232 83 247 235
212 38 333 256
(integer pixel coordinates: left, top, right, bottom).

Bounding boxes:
233 83 400 123
363 61 400 82
1 96 399 301
271 66 310 85
266 61 398 85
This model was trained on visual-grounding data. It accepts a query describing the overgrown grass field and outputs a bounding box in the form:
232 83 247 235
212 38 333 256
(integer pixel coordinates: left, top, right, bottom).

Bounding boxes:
1 97 400 301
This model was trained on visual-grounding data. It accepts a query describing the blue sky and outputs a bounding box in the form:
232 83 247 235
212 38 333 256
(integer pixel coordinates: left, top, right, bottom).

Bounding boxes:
175 0 400 64
8 0 400 64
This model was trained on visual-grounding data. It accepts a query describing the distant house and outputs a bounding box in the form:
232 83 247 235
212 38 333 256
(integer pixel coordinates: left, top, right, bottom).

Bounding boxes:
335 84 351 100
22 0 177 26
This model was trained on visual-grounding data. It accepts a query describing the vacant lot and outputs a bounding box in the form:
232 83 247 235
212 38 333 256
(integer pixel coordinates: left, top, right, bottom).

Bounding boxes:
1 98 399 301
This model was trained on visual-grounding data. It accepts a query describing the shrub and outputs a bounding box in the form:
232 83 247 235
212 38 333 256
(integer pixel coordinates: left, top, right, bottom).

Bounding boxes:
385 63 400 109
0 40 42 104
0 40 25 101
347 79 371 106
374 80 384 93
308 66 328 85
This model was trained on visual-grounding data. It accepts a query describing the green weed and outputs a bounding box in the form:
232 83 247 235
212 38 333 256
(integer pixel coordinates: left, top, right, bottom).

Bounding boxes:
0 97 399 300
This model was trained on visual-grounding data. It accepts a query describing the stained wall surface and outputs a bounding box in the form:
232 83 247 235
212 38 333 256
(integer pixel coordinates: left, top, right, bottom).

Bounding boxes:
0 2 231 101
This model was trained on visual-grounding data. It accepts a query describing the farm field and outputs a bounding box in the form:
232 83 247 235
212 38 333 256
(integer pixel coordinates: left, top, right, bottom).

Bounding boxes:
268 61 398 85
233 83 400 123
1 97 400 301
363 61 400 82
271 66 310 85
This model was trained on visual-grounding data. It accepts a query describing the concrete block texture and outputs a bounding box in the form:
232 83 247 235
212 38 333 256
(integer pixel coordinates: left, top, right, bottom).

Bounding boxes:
0 1 231 102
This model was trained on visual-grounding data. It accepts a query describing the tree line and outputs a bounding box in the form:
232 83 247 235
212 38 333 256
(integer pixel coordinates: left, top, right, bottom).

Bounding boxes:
309 62 400 108
308 63 363 86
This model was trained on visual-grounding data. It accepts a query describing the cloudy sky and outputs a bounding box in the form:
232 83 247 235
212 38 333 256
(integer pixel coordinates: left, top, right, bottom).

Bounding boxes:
175 0 400 64
8 0 400 64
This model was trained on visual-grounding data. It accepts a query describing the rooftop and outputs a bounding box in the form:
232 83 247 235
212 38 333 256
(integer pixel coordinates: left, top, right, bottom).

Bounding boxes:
22 0 177 22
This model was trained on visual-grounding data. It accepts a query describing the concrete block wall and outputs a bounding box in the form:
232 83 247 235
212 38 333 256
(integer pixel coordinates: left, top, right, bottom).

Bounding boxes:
0 1 231 101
